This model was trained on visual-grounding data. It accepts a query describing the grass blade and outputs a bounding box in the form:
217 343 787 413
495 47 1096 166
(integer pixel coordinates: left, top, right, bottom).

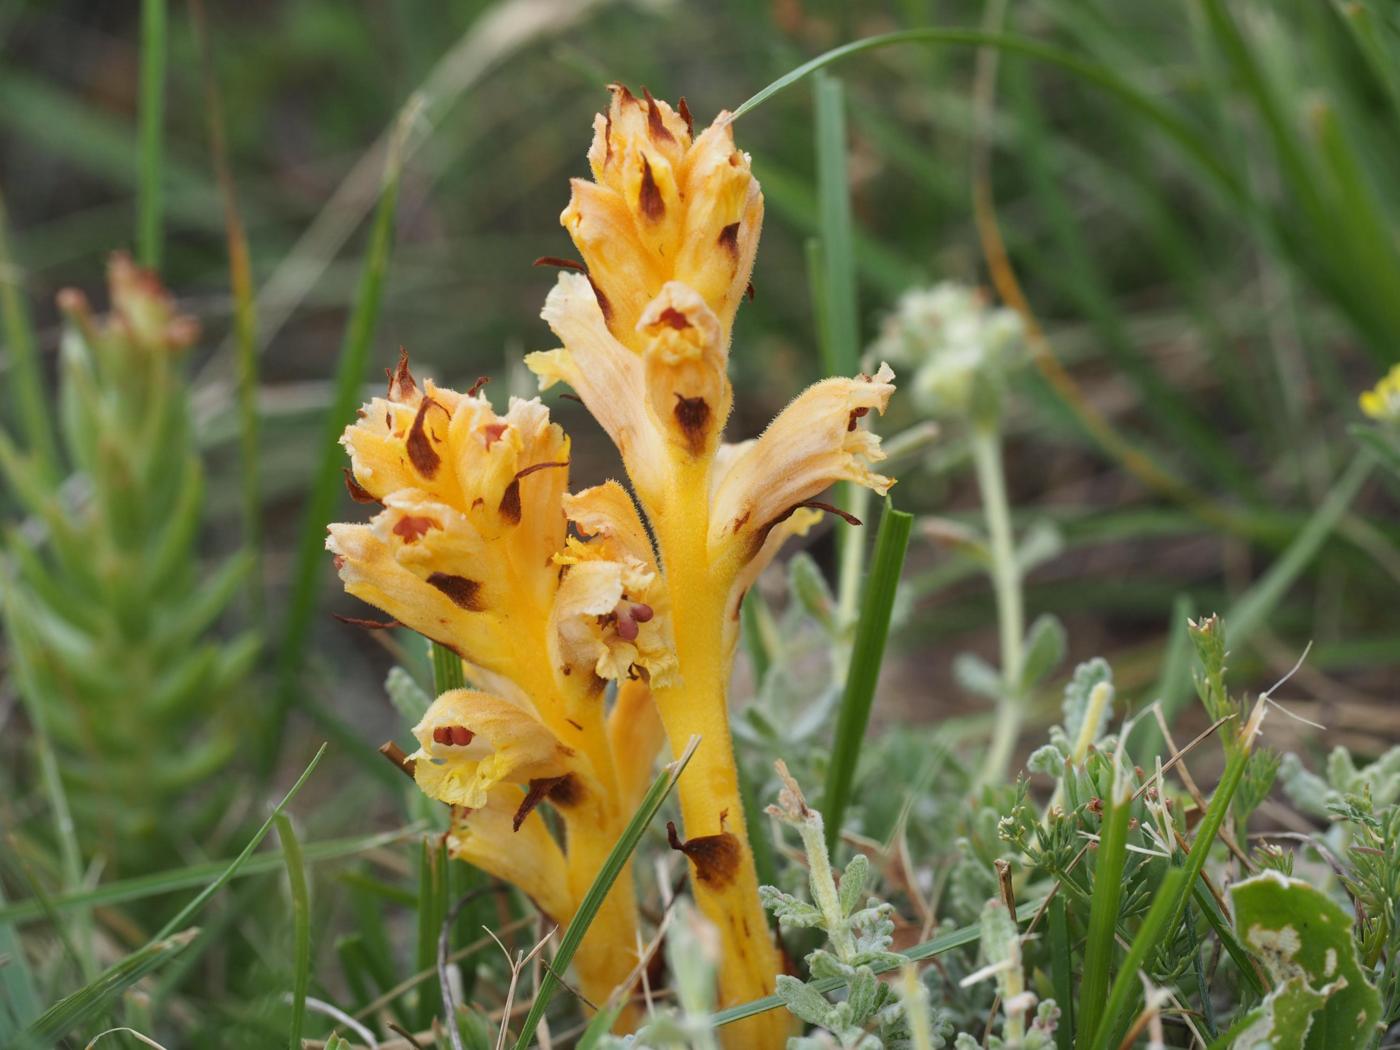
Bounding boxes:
821 498 914 851
0 189 59 478
137 0 166 268
813 72 858 379
511 736 701 1049
1076 771 1132 1050
191 0 262 616
0 882 39 1032
731 29 1249 210
1047 893 1073 1050
154 743 327 941
432 639 466 693
20 930 197 1048
273 97 420 750
274 815 311 1050
1227 453 1372 647
0 827 419 926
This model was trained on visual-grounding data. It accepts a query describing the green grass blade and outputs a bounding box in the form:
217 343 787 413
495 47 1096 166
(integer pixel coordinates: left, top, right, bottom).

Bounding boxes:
1047 893 1073 1050
1091 865 1188 1050
1227 453 1372 646
0 882 39 1031
821 498 914 851
154 743 327 941
0 188 59 478
431 640 466 693
714 897 1044 1027
0 827 418 926
813 72 858 379
273 98 419 747
511 736 700 1049
1128 594 1195 763
19 930 197 1049
731 29 1249 209
1076 775 1132 1050
137 0 166 268
274 815 311 1050
191 0 262 617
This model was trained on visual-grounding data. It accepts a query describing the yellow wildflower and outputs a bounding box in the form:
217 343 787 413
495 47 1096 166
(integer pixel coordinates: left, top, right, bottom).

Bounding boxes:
1360 364 1400 424
530 89 898 1048
328 357 671 1025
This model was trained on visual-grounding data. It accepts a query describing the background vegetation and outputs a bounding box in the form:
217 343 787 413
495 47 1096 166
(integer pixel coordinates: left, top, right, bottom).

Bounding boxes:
1 0 1397 1046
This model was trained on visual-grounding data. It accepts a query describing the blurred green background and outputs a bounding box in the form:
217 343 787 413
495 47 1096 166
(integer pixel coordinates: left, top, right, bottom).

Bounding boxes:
2 0 1398 1043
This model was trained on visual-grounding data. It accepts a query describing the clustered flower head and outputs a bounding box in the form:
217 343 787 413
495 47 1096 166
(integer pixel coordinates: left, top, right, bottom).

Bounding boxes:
330 86 901 1047
868 282 1022 424
1359 363 1400 426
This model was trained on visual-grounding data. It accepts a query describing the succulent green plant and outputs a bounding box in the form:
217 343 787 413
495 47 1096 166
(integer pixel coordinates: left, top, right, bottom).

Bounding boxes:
1 255 258 875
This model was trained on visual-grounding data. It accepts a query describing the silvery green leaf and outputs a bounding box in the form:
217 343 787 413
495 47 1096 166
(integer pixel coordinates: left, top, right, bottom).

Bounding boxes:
953 652 1003 700
846 968 881 1025
1027 744 1066 778
1015 519 1063 574
1060 658 1112 746
777 974 836 1027
838 853 871 916
760 885 825 930
789 551 835 630
385 665 431 723
1018 613 1066 693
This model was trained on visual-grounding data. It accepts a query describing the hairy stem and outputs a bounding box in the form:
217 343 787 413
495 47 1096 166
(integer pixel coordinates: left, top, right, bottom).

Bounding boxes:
650 459 788 1050
971 423 1025 789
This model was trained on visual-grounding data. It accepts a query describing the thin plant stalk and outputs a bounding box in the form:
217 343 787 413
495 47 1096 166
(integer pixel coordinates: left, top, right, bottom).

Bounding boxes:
971 422 1025 789
137 0 166 269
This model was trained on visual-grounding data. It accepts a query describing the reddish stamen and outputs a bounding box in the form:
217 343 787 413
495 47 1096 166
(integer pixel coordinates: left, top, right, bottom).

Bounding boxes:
630 603 655 623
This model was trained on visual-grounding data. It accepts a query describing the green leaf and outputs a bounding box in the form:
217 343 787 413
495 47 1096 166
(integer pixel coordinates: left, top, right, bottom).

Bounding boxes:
837 853 870 917
137 0 167 267
953 652 1003 700
1061 658 1112 747
1229 872 1382 1050
776 973 836 1027
1019 613 1067 692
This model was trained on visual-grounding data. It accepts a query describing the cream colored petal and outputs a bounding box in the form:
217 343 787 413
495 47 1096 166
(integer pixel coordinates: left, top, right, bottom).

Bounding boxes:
721 507 822 657
447 786 574 926
550 556 676 687
410 689 575 808
533 273 669 500
563 481 656 571
708 364 897 561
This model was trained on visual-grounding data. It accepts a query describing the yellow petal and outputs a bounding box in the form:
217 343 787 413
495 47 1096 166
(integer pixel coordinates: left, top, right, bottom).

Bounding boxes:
563 481 657 571
550 554 676 687
708 364 897 563
410 689 576 808
721 507 822 657
533 273 669 500
447 786 574 926
636 282 732 459
324 515 506 669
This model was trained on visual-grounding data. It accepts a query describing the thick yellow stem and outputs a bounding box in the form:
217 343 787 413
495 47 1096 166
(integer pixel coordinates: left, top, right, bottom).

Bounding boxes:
562 800 642 1031
650 460 789 1050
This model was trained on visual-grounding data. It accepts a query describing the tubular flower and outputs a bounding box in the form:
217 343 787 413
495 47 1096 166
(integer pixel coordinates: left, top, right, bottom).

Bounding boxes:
529 90 900 1049
328 357 676 1026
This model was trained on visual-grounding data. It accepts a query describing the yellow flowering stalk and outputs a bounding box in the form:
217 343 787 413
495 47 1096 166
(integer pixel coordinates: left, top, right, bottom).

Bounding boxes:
529 86 897 1046
326 356 672 1023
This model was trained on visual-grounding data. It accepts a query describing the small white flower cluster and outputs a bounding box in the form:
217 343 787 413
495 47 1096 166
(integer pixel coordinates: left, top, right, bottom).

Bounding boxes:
869 283 1023 422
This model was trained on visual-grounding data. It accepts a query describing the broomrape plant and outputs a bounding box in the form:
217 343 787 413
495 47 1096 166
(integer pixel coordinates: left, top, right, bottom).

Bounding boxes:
329 86 898 1045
